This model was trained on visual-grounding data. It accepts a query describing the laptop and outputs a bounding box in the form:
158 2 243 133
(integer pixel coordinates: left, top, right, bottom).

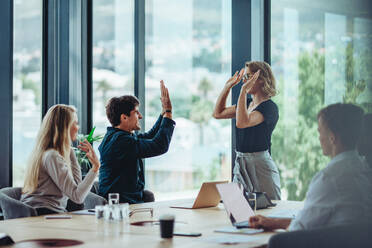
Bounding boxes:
216 182 255 228
170 181 228 209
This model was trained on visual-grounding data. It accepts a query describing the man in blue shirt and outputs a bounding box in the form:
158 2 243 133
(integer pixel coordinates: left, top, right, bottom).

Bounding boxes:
98 80 175 204
249 103 372 230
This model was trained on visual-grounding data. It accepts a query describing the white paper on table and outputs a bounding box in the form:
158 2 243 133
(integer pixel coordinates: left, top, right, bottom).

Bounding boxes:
215 226 264 235
204 235 260 244
216 183 255 223
267 209 299 219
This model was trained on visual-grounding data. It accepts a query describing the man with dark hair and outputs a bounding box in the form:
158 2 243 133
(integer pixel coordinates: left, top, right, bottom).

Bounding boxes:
249 103 372 230
98 81 175 204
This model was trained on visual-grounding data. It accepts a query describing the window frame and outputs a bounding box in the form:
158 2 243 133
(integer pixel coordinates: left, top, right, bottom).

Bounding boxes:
0 0 269 188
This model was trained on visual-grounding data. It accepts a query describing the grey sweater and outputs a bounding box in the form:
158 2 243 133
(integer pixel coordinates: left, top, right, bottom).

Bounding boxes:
21 149 97 213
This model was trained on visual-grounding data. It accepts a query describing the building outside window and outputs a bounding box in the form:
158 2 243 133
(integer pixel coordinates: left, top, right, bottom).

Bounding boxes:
92 0 135 139
12 0 42 186
143 0 232 200
271 0 372 200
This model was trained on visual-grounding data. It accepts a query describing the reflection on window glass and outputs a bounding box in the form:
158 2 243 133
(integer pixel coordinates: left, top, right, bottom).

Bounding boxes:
271 0 372 200
145 0 232 200
13 0 42 186
92 0 134 142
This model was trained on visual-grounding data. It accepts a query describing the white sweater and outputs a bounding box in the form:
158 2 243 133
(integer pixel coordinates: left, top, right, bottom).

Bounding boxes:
21 149 97 213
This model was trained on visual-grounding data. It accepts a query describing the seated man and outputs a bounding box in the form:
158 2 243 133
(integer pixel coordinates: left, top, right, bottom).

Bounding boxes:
98 80 175 204
249 103 372 230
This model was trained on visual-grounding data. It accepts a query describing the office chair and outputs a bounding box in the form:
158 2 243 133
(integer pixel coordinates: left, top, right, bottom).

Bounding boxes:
0 187 107 220
268 222 372 248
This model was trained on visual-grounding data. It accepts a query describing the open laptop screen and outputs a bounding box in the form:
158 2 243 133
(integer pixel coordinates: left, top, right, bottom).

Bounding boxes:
216 183 255 226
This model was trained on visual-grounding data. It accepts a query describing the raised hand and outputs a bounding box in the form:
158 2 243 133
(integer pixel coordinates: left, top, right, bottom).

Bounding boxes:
225 68 245 89
160 80 172 114
78 139 100 172
241 70 260 93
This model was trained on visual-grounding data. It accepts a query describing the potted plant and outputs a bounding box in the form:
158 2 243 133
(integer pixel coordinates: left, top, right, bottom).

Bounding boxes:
73 126 104 176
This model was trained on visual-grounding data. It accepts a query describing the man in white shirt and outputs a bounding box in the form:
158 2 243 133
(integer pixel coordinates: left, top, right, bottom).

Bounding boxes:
249 103 372 231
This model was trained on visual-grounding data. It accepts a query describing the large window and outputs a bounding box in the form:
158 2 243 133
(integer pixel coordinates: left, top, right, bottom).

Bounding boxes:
92 0 135 138
271 0 372 200
12 0 42 186
144 0 232 200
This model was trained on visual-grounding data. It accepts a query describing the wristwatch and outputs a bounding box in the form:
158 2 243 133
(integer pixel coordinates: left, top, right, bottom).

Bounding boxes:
162 109 172 115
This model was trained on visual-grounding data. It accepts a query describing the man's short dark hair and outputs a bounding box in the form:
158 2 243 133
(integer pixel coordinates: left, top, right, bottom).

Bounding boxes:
318 103 364 150
106 95 140 126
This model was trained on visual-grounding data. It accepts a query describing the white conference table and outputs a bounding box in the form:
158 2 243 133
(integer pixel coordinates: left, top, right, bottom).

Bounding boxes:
0 199 303 248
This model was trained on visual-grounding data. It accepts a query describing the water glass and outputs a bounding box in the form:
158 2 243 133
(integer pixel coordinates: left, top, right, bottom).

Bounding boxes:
117 203 130 221
108 193 119 205
104 205 115 221
95 205 104 219
246 192 257 214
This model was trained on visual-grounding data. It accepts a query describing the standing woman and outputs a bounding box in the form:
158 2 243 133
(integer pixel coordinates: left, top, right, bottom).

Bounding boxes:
21 104 100 215
213 61 281 200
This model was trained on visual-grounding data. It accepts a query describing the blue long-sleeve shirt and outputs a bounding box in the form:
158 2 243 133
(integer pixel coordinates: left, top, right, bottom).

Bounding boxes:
98 115 176 204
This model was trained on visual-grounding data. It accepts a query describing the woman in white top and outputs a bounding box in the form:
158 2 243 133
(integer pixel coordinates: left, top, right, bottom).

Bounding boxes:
21 104 100 215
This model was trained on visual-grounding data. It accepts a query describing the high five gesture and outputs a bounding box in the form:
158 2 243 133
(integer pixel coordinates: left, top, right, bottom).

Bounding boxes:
160 80 172 119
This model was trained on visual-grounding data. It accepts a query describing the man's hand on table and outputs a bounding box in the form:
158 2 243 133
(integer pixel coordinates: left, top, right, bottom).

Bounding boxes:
249 215 292 231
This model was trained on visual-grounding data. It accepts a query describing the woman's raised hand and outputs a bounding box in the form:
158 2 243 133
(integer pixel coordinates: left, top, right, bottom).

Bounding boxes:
241 70 260 93
225 68 245 89
78 140 100 173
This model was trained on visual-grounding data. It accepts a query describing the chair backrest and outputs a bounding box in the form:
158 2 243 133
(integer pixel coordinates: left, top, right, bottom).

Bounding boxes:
0 187 106 218
0 187 22 200
268 222 372 248
66 192 107 211
0 187 37 220
83 192 107 209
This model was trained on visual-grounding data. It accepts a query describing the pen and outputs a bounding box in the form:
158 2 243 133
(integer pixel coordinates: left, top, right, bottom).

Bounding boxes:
88 209 95 213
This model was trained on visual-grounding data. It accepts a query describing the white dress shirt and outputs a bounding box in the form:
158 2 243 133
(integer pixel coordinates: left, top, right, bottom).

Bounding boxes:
289 150 372 230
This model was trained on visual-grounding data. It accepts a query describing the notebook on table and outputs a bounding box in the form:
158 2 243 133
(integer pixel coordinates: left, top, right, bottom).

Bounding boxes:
170 181 228 209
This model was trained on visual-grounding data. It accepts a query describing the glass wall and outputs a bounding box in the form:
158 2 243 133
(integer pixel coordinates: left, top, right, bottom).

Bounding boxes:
144 0 232 200
92 0 135 139
12 0 42 186
271 0 372 200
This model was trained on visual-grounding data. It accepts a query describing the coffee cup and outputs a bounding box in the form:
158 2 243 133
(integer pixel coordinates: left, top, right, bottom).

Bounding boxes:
159 214 175 238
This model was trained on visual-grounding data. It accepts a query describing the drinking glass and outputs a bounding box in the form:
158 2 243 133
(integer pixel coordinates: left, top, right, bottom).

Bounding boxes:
95 205 104 219
117 203 129 221
159 214 175 238
108 193 119 205
104 205 115 221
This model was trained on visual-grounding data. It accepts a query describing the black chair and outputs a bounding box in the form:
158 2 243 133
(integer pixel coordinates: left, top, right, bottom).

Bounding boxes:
268 222 372 248
0 187 107 220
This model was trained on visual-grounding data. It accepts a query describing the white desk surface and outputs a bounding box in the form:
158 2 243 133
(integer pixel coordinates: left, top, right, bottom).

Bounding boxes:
0 199 303 248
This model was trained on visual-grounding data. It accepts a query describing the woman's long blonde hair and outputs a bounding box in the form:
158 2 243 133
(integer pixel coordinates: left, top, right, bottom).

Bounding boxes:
245 61 277 97
23 104 77 194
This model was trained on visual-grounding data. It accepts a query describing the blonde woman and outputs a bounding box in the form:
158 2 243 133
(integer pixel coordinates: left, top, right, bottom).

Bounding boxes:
21 104 100 215
213 61 281 200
